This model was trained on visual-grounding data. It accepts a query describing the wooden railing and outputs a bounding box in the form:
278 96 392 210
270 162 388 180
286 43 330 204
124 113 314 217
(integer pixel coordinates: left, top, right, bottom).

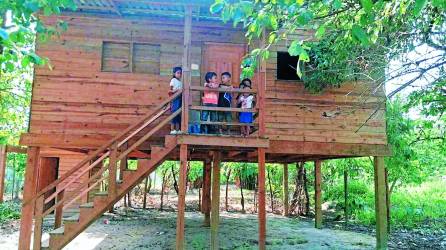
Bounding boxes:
29 90 182 247
188 86 259 134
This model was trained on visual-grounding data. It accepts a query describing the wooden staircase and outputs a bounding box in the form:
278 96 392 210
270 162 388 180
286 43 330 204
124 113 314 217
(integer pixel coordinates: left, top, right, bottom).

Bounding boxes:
26 91 183 250
43 135 177 249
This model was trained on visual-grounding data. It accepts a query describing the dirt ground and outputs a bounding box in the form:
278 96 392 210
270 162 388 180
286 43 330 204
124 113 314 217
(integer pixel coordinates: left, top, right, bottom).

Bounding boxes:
0 208 375 250
1 186 444 249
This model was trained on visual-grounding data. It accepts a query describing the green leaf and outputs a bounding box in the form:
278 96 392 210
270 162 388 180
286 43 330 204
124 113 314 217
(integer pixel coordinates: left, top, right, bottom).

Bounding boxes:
351 25 369 46
432 0 446 9
0 28 8 40
297 10 313 25
43 6 53 16
413 0 427 16
21 56 31 68
5 62 15 72
210 1 225 14
269 15 278 29
360 0 373 13
296 0 305 6
24 2 40 12
268 33 277 44
288 41 303 56
315 25 326 39
28 52 43 65
299 50 310 62
333 0 342 10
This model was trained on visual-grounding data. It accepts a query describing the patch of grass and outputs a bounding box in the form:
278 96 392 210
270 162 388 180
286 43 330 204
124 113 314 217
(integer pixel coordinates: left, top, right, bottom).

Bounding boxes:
325 178 446 229
353 179 446 228
189 234 207 250
285 236 308 245
0 201 21 223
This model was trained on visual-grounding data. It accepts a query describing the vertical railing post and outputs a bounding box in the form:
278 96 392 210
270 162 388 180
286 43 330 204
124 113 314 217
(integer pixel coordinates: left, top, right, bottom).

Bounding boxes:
210 151 221 250
33 195 44 250
258 30 267 137
374 156 388 249
258 148 266 250
176 144 188 250
314 160 322 229
108 143 118 197
18 146 40 250
181 6 192 134
0 145 7 203
54 189 65 228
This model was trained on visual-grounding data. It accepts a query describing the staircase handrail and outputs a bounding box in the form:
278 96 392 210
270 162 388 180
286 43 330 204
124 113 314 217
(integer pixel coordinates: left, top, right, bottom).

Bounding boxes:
24 90 183 206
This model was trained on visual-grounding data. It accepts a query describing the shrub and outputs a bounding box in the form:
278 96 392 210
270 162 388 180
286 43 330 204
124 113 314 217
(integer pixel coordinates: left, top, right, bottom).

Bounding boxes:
0 201 21 223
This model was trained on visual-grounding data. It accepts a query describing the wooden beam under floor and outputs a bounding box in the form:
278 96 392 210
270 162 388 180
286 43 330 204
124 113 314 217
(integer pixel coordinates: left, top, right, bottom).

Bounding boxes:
202 159 211 226
18 147 40 250
374 156 388 249
176 144 188 250
258 148 266 250
314 160 322 229
210 151 221 250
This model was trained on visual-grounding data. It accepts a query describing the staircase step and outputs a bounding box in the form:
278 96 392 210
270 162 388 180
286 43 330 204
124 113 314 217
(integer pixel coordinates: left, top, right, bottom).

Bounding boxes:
122 169 136 181
63 214 79 222
79 202 94 208
164 135 177 146
44 131 178 249
151 145 165 155
95 191 108 196
49 226 65 235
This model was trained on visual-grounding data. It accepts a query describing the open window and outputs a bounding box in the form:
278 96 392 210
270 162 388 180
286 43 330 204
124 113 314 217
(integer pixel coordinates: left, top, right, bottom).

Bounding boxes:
276 51 300 80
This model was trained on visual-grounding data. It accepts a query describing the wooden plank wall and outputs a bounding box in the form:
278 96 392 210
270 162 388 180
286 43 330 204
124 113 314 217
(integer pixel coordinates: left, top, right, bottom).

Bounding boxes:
40 148 89 208
30 15 246 142
29 13 386 156
264 32 387 145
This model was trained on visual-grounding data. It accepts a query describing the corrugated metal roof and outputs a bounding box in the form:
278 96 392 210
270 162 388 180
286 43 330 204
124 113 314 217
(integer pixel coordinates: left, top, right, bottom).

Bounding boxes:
72 0 220 20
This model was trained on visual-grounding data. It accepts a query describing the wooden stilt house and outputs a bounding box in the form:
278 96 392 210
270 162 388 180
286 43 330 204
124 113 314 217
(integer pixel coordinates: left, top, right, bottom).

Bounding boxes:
17 0 390 249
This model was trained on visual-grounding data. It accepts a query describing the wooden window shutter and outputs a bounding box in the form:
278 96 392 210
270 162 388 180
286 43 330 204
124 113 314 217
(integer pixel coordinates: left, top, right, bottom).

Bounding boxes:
132 43 161 74
101 42 131 72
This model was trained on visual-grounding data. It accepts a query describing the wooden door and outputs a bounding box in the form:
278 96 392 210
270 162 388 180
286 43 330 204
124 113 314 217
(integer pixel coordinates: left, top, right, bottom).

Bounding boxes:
37 157 59 211
202 43 247 86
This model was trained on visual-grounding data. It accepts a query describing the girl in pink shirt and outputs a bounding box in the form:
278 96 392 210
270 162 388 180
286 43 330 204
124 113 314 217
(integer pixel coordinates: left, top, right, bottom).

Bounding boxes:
201 72 219 134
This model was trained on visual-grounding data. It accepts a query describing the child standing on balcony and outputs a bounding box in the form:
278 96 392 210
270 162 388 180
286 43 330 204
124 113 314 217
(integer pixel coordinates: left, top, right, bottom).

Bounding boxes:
218 72 233 134
238 84 255 137
169 66 183 134
201 72 219 134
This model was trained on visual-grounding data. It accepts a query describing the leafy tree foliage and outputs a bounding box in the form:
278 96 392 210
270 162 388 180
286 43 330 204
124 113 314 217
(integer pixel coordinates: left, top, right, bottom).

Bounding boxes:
211 0 446 95
0 0 76 71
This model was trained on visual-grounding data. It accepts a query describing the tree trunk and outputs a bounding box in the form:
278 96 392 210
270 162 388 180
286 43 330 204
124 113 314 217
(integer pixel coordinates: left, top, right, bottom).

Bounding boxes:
344 169 348 222
303 166 310 215
385 168 391 232
127 191 132 208
171 165 179 195
11 154 16 200
267 168 274 212
254 176 258 213
198 187 201 211
160 169 168 210
143 176 152 209
225 168 232 212
290 162 309 215
239 170 245 213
